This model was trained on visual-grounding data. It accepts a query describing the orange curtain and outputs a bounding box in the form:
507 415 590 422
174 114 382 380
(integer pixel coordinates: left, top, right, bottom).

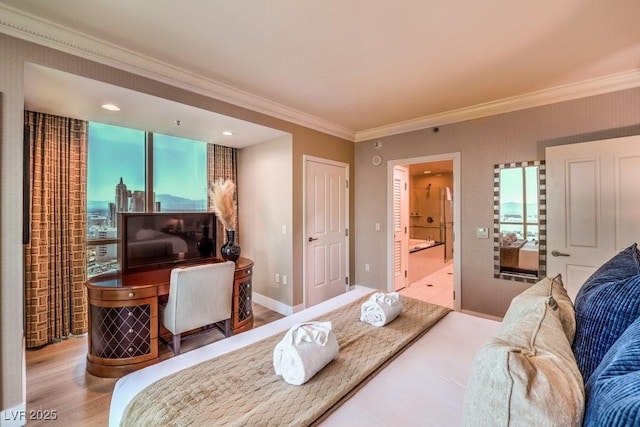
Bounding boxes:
24 111 88 348
207 144 238 254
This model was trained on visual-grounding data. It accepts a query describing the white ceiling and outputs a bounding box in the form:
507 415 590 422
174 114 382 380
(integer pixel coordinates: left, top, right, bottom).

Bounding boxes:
2 0 640 143
23 64 289 148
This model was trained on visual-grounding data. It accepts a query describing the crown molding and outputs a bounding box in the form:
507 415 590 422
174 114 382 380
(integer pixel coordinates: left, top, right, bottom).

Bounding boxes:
355 69 640 142
2 5 638 145
0 5 355 141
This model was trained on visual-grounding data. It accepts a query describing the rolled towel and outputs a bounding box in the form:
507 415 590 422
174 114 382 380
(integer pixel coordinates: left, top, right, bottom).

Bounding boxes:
273 321 339 385
360 292 403 327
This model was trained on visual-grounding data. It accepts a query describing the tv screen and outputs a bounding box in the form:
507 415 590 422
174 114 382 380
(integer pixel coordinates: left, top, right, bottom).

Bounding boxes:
120 212 216 273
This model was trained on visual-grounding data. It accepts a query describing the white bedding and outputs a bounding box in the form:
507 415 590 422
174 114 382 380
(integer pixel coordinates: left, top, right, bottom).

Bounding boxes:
518 240 539 271
109 286 500 426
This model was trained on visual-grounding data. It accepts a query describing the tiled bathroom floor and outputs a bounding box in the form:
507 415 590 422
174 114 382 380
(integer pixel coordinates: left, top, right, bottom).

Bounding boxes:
399 261 454 308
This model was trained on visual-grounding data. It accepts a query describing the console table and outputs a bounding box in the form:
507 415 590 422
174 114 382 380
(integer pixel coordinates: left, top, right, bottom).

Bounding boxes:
85 257 253 378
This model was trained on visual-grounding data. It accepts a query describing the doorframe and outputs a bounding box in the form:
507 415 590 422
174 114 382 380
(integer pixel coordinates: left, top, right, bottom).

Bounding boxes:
302 155 350 308
386 152 461 311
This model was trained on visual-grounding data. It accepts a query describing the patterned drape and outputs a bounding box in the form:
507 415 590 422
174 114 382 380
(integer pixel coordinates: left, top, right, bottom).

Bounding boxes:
24 111 88 348
207 144 238 252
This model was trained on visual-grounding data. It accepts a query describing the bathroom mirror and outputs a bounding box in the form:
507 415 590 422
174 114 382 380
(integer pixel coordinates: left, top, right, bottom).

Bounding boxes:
493 160 546 283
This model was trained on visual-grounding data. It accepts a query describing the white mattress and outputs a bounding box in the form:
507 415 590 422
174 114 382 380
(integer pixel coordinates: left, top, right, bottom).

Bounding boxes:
109 286 500 426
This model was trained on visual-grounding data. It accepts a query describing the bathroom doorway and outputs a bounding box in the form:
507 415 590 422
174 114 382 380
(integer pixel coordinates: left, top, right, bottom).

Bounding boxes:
388 154 459 310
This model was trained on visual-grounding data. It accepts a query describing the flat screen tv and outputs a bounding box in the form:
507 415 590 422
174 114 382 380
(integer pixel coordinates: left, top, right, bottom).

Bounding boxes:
119 212 216 273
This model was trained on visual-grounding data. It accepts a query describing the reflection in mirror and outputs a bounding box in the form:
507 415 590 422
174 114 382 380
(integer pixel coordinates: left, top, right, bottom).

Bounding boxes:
493 160 546 283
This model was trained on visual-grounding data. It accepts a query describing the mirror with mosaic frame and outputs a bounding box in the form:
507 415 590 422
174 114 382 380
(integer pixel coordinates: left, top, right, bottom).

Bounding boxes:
493 160 546 283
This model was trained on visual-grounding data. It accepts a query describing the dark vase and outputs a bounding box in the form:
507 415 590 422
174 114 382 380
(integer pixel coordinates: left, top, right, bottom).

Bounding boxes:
197 225 214 257
220 229 241 262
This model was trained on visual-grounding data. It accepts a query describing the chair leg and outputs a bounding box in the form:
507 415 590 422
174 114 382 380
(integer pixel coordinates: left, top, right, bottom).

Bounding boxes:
224 319 231 337
172 333 181 356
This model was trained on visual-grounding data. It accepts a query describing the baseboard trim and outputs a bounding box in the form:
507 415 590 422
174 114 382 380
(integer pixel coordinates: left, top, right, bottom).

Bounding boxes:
253 292 294 316
460 309 503 322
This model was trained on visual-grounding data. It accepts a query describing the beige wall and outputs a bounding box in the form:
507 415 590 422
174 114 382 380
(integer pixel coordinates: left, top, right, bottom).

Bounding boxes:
355 88 640 318
238 136 294 306
0 33 353 414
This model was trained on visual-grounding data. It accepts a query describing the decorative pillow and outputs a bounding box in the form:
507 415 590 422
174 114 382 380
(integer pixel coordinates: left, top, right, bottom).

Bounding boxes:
501 274 576 343
500 231 517 246
584 315 640 426
577 243 640 290
572 243 640 382
463 276 584 426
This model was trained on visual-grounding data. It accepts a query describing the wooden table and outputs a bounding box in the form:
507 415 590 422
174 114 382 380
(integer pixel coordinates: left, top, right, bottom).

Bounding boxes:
85 257 253 378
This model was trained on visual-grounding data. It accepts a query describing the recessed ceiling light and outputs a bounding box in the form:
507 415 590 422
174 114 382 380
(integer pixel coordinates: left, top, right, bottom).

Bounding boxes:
423 170 432 174
101 103 120 111
222 130 233 136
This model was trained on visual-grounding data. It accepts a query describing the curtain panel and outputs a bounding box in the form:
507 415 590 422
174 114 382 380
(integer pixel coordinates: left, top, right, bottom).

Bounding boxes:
24 111 88 348
207 144 239 251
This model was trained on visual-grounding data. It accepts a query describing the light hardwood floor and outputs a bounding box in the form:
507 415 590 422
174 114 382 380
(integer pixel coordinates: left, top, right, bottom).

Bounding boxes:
25 304 284 427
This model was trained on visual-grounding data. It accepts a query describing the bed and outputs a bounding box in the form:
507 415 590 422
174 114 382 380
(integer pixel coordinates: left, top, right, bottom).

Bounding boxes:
110 243 640 427
110 286 500 426
499 239 538 273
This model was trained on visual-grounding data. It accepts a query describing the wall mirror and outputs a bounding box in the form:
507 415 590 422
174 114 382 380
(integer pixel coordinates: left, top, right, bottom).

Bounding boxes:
493 160 546 283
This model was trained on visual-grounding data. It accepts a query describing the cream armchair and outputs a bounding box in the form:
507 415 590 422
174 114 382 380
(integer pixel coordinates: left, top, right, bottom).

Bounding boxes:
161 261 235 355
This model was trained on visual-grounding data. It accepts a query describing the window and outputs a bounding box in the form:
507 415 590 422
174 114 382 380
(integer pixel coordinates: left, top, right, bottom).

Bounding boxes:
153 134 207 212
86 122 208 277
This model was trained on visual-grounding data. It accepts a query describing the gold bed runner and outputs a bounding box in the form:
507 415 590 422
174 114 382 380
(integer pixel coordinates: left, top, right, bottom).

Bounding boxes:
121 294 452 426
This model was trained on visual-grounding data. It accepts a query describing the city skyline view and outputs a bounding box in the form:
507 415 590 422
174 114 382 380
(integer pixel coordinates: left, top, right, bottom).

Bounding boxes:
87 122 208 208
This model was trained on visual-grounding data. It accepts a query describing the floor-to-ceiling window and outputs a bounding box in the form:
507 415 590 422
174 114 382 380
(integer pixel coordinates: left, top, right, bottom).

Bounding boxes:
86 122 208 277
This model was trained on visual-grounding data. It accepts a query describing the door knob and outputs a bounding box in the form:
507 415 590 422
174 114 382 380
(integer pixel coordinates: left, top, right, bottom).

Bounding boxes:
551 250 570 257
308 237 318 242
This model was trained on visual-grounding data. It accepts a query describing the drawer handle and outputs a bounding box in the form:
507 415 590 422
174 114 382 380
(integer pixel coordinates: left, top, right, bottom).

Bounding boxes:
128 347 134 353
128 328 134 334
247 269 251 275
128 311 133 317
128 292 135 298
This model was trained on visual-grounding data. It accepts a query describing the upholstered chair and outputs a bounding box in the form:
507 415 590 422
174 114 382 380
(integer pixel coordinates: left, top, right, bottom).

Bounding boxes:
161 261 235 355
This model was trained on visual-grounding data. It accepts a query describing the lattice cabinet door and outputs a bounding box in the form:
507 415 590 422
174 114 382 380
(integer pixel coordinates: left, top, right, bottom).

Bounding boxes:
232 260 254 333
86 295 158 377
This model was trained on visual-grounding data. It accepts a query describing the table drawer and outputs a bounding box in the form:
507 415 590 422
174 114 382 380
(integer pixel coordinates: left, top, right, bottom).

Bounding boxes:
101 287 157 301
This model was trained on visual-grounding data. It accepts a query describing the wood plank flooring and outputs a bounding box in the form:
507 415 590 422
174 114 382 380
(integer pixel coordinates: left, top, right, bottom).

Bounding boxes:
25 304 284 427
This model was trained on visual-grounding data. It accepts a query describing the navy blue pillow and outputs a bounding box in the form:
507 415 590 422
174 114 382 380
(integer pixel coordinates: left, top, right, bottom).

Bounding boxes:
584 315 640 426
572 243 640 382
577 243 640 293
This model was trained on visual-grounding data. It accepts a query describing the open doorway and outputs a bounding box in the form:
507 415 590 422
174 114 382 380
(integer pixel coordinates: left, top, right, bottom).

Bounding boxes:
388 154 460 311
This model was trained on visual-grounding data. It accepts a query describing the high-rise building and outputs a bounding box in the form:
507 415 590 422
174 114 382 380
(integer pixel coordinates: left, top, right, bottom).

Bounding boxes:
96 228 117 263
131 190 145 212
115 177 130 213
109 202 116 227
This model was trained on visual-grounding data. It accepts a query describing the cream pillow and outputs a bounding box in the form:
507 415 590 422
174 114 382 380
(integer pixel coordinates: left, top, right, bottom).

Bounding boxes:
501 275 577 344
463 276 584 426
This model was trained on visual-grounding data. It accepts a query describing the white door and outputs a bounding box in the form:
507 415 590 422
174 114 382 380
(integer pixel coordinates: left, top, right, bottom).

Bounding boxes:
393 166 409 291
546 135 640 300
305 157 349 307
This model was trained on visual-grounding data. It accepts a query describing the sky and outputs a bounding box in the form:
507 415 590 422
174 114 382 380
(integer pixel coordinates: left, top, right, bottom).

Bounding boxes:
87 122 207 202
500 166 539 204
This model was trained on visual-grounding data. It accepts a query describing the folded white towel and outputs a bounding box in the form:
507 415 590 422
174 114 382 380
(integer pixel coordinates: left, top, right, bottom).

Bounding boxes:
360 292 403 327
273 321 339 385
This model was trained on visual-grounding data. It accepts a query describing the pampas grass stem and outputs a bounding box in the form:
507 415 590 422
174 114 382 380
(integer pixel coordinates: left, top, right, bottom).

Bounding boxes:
209 178 237 230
